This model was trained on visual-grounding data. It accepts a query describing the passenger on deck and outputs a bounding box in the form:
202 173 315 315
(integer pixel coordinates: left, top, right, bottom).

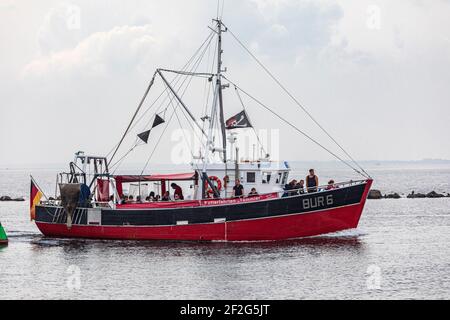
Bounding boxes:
248 188 259 197
109 195 115 207
325 179 338 190
233 179 244 198
128 195 134 203
155 195 161 201
136 195 142 203
162 191 171 201
149 191 156 201
296 180 305 194
283 179 297 197
306 169 319 193
171 183 184 200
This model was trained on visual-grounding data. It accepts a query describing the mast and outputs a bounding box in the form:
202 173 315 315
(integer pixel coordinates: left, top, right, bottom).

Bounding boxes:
200 18 227 199
215 18 227 163
201 77 220 199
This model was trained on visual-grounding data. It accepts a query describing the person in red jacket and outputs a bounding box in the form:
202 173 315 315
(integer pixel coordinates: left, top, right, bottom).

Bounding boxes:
170 183 184 200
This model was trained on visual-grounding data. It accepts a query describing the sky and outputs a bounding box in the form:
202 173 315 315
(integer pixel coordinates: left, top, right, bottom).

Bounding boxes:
0 0 449 167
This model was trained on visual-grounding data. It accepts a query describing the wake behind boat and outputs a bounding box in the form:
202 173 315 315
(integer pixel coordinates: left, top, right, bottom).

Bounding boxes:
31 18 373 242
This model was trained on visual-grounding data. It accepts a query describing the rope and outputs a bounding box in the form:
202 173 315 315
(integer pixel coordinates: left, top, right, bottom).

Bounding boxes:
110 145 137 173
134 31 215 138
108 30 215 171
172 96 204 174
223 23 371 179
158 32 215 156
139 39 213 175
139 104 178 176
106 30 215 160
108 71 157 166
202 35 219 134
224 76 367 177
234 85 268 157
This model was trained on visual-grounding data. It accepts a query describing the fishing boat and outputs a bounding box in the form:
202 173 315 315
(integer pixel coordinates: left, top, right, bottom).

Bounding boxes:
0 222 7 245
31 18 373 241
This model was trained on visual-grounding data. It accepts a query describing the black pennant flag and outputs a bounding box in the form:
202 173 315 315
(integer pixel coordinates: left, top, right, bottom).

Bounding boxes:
137 130 151 143
137 114 165 143
152 114 165 128
225 110 252 129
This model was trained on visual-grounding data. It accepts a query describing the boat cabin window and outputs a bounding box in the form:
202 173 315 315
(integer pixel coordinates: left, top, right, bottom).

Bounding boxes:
262 172 271 184
246 172 256 183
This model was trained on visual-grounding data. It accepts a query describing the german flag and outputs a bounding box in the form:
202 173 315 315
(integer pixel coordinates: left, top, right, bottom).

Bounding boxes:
30 177 43 221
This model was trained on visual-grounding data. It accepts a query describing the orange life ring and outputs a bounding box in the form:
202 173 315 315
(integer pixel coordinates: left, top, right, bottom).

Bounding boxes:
205 176 222 194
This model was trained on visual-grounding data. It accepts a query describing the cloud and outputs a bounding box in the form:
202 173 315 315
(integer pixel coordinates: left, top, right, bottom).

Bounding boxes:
2 0 450 164
22 0 350 80
37 2 83 54
23 24 162 79
226 0 344 62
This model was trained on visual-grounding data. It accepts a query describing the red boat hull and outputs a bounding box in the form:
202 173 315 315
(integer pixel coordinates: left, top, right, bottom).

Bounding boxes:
35 180 372 241
35 202 367 241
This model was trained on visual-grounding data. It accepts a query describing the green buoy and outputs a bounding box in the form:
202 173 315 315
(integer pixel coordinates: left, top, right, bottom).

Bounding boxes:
0 222 8 245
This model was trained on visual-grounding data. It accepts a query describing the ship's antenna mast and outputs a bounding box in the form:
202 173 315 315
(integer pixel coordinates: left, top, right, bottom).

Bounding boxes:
215 18 227 163
200 18 228 199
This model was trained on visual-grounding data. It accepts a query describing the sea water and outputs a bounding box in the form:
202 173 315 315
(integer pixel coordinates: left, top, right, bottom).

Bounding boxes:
0 161 449 299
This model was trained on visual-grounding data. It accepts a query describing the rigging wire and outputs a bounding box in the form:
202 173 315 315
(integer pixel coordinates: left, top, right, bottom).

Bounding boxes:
224 76 367 177
138 32 215 175
154 51 213 159
110 146 136 174
159 31 216 153
175 90 208 154
223 23 370 178
201 35 219 134
201 23 217 133
110 105 170 171
234 85 268 157
171 93 204 174
134 30 216 136
108 71 157 166
108 30 215 170
105 30 215 160
139 104 178 176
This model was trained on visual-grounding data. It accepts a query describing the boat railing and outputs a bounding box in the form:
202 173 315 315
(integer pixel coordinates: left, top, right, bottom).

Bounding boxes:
40 199 115 209
92 201 114 209
40 199 61 206
275 179 367 198
38 180 368 208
